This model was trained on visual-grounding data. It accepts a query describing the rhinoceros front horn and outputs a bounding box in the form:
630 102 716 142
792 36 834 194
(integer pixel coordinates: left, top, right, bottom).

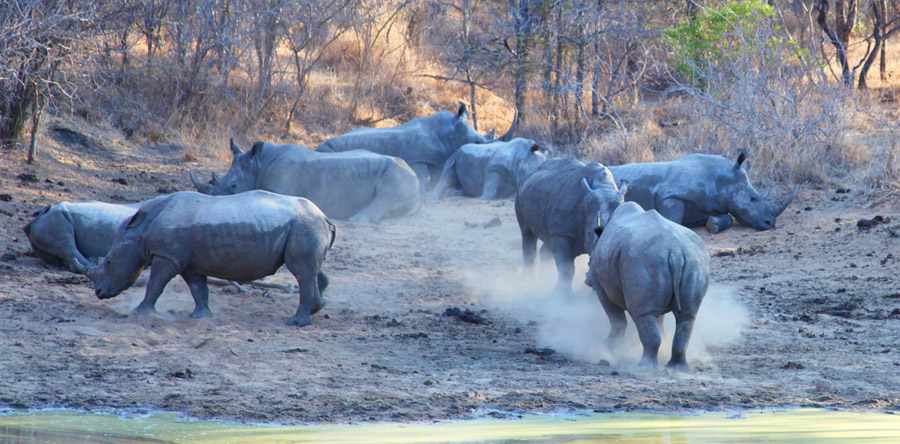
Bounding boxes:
497 108 518 142
775 185 800 217
190 170 211 194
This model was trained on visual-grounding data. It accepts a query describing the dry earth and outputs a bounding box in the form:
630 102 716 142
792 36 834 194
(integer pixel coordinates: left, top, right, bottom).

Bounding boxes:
1 118 899 425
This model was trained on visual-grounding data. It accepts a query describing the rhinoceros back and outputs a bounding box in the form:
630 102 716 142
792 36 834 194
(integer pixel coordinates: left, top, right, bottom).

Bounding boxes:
516 158 603 241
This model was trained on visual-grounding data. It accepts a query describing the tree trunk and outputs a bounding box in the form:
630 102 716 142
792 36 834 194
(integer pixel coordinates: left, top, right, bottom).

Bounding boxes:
509 0 531 122
816 0 857 85
28 88 43 164
858 0 885 89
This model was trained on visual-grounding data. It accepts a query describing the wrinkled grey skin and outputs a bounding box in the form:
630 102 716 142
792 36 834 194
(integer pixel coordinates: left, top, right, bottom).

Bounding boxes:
316 104 516 186
607 151 798 232
191 140 420 223
24 201 145 272
78 191 335 327
586 202 710 371
428 138 550 200
515 158 627 296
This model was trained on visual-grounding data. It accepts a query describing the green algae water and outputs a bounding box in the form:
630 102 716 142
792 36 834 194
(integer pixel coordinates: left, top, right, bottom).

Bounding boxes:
2 408 899 443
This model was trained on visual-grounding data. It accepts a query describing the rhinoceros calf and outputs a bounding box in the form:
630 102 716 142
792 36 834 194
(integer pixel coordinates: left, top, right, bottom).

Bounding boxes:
607 151 798 233
77 191 335 327
515 158 626 296
428 138 550 200
192 140 420 223
586 201 710 370
316 103 516 186
24 200 147 272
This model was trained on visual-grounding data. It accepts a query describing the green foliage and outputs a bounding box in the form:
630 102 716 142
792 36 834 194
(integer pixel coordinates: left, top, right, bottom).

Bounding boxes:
662 0 805 87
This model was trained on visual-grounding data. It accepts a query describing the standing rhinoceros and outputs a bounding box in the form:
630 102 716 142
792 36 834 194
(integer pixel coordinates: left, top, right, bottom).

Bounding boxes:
428 138 550 200
316 103 516 185
191 140 420 223
607 151 798 233
515 158 627 296
77 191 335 327
586 201 710 371
24 200 146 272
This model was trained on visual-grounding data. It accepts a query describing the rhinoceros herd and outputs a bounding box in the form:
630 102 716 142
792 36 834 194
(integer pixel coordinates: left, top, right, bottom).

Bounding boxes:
25 104 798 369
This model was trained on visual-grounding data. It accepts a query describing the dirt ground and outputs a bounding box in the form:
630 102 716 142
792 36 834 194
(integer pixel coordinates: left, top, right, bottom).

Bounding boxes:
1 118 899 425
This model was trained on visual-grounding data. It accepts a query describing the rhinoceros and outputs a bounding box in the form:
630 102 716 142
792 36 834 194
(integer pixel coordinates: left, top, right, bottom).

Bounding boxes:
586 201 710 371
191 140 420 223
76 190 335 327
24 200 146 272
515 158 627 296
428 138 550 200
316 103 516 185
607 151 798 233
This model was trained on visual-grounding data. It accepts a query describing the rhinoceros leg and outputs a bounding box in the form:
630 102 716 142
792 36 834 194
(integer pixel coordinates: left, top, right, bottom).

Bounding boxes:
477 171 502 200
182 270 213 319
631 313 661 369
539 243 553 264
283 240 324 327
549 236 578 297
427 162 459 200
410 163 432 187
705 214 733 234
520 229 539 268
667 316 695 371
594 285 627 348
657 198 686 226
133 256 179 317
350 168 420 222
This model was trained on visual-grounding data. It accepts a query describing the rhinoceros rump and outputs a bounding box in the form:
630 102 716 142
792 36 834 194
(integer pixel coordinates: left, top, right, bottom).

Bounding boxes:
317 103 516 186
587 202 710 371
428 138 550 200
191 140 420 223
515 158 626 296
77 191 335 327
608 151 798 232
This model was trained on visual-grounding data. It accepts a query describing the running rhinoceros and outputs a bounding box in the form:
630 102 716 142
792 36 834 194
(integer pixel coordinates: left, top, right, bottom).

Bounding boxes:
607 151 798 233
76 191 335 327
191 140 420 223
586 201 710 371
515 158 627 296
316 103 516 185
427 138 550 200
24 201 145 272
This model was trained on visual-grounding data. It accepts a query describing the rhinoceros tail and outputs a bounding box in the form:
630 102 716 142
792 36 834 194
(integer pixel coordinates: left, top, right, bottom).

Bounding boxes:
326 219 337 250
669 251 685 314
23 205 52 235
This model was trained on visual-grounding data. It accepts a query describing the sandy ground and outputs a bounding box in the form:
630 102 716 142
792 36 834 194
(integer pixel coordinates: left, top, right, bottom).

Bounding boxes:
1 118 899 425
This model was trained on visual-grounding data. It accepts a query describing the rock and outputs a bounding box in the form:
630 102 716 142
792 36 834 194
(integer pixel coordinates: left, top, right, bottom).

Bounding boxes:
525 347 556 357
816 380 833 392
782 361 804 370
0 194 12 202
483 217 502 228
112 178 129 185
1 253 16 261
17 173 38 182
857 216 889 230
443 307 488 324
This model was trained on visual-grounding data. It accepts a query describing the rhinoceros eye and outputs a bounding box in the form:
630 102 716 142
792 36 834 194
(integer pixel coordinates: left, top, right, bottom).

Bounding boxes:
750 196 758 203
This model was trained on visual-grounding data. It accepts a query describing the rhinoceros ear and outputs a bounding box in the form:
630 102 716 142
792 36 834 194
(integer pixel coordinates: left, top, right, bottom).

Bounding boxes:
456 102 468 120
594 227 603 237
126 210 147 229
580 177 592 193
734 150 747 169
250 142 265 158
530 143 541 153
618 179 629 198
230 138 242 156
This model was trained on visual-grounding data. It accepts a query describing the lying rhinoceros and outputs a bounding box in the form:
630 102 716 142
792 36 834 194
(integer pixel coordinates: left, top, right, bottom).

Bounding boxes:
191 140 420 223
76 191 335 327
428 138 550 200
607 151 798 233
586 201 710 371
24 200 149 272
515 158 626 296
317 103 516 185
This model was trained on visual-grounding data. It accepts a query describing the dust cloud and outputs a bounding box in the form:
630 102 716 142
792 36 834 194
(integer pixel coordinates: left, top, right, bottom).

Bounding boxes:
465 256 749 368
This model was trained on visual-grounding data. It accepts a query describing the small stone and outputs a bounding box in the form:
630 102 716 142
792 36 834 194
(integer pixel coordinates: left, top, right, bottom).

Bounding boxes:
17 173 38 182
816 380 833 392
112 178 128 185
0 194 12 202
1 253 16 261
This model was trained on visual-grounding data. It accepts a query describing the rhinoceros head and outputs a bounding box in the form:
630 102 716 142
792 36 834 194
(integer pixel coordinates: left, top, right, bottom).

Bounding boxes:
514 140 550 188
724 151 798 230
580 166 627 251
76 210 149 299
191 139 261 196
441 103 517 153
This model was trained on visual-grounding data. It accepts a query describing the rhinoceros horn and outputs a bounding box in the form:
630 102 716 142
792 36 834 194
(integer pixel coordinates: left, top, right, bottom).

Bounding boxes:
211 172 222 185
497 108 518 142
71 257 99 281
190 170 212 194
774 185 800 217
230 138 242 156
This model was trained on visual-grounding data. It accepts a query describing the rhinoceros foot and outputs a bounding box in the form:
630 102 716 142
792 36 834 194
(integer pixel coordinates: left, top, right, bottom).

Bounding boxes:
132 303 159 318
189 306 214 319
310 298 326 316
666 359 692 373
285 314 312 327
